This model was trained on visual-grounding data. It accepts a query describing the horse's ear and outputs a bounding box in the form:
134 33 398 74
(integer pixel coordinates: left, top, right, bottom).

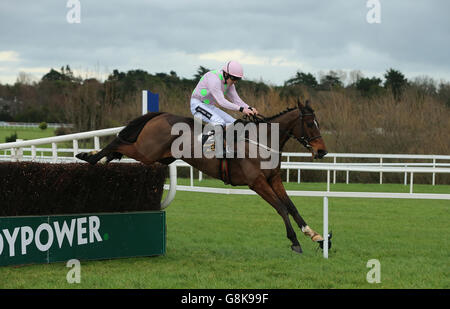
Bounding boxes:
297 98 304 109
305 99 315 112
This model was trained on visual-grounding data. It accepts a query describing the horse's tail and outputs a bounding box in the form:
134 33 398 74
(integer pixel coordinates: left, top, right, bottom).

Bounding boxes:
118 112 164 143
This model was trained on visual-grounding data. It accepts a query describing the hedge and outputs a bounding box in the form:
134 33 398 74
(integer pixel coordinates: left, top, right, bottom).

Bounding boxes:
0 162 167 216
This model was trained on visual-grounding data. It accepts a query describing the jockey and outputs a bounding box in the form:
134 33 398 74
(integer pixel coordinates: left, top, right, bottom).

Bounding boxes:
190 60 258 127
190 61 259 156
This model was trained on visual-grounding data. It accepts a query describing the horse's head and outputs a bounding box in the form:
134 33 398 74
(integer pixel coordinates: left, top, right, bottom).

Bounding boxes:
291 99 328 159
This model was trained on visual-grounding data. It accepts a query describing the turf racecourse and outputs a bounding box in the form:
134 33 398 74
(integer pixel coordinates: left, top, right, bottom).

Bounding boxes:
0 180 448 289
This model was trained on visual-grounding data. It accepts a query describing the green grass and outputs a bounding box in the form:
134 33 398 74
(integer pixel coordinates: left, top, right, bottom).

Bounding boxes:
1 181 448 289
0 127 56 142
0 127 94 154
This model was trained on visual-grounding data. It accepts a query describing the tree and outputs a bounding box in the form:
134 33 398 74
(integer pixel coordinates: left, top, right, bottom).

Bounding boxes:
39 122 48 130
349 70 364 85
319 71 343 90
0 105 13 121
356 77 383 98
411 76 437 98
384 68 407 101
42 69 67 81
284 72 318 88
108 69 126 81
16 72 35 85
62 65 75 81
438 82 450 108
193 66 210 81
41 66 81 83
5 132 18 143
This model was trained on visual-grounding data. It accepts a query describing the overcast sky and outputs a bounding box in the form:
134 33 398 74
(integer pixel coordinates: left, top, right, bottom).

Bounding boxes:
1 0 449 85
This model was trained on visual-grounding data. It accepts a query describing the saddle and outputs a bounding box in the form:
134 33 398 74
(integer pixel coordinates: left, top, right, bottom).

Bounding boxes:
199 117 263 186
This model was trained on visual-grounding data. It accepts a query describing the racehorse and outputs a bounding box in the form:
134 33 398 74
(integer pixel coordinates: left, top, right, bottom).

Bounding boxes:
76 99 330 254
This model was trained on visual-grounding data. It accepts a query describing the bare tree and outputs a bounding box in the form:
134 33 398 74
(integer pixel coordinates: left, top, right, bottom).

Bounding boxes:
16 72 36 85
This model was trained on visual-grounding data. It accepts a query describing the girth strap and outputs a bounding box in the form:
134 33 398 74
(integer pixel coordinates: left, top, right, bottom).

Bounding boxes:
219 159 232 185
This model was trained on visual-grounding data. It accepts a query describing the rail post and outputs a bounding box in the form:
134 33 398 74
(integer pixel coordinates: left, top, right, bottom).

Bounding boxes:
323 196 329 259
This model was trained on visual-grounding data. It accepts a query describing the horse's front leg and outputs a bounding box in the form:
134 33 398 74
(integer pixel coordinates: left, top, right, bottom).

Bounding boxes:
269 173 324 243
249 174 303 254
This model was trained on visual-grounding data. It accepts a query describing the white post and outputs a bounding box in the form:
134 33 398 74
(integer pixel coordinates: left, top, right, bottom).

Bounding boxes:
333 157 336 184
379 158 383 184
404 165 408 185
323 196 329 259
410 172 414 194
16 139 23 161
346 170 349 184
31 145 36 161
11 148 17 161
52 142 57 163
142 90 148 115
199 171 203 182
327 170 330 192
286 156 290 183
297 169 301 184
432 158 436 186
190 166 194 187
94 136 100 150
73 140 79 158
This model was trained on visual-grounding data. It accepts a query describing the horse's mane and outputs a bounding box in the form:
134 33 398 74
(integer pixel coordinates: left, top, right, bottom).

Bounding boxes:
264 107 298 121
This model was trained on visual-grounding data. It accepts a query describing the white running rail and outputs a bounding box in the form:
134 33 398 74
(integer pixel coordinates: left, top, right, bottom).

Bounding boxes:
281 152 450 186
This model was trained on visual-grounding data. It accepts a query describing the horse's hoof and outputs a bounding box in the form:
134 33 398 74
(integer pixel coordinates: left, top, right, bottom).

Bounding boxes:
75 152 97 165
75 152 88 161
291 245 303 254
318 232 333 250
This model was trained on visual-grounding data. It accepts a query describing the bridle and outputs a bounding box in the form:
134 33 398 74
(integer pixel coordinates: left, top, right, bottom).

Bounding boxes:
288 110 322 150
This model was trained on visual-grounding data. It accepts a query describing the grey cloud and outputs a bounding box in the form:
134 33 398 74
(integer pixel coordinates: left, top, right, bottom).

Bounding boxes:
0 0 449 85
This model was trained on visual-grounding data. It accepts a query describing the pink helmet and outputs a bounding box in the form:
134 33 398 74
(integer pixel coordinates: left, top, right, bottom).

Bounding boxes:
222 60 244 78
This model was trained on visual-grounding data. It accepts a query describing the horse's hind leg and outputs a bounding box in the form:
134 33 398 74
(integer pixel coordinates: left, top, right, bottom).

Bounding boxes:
105 152 123 163
250 174 303 254
76 137 124 165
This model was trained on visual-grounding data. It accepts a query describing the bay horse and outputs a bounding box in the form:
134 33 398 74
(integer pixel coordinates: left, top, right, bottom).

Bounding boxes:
76 99 330 254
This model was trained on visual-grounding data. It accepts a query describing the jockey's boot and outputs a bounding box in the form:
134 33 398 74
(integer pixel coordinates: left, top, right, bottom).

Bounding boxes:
200 130 215 155
201 130 214 145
